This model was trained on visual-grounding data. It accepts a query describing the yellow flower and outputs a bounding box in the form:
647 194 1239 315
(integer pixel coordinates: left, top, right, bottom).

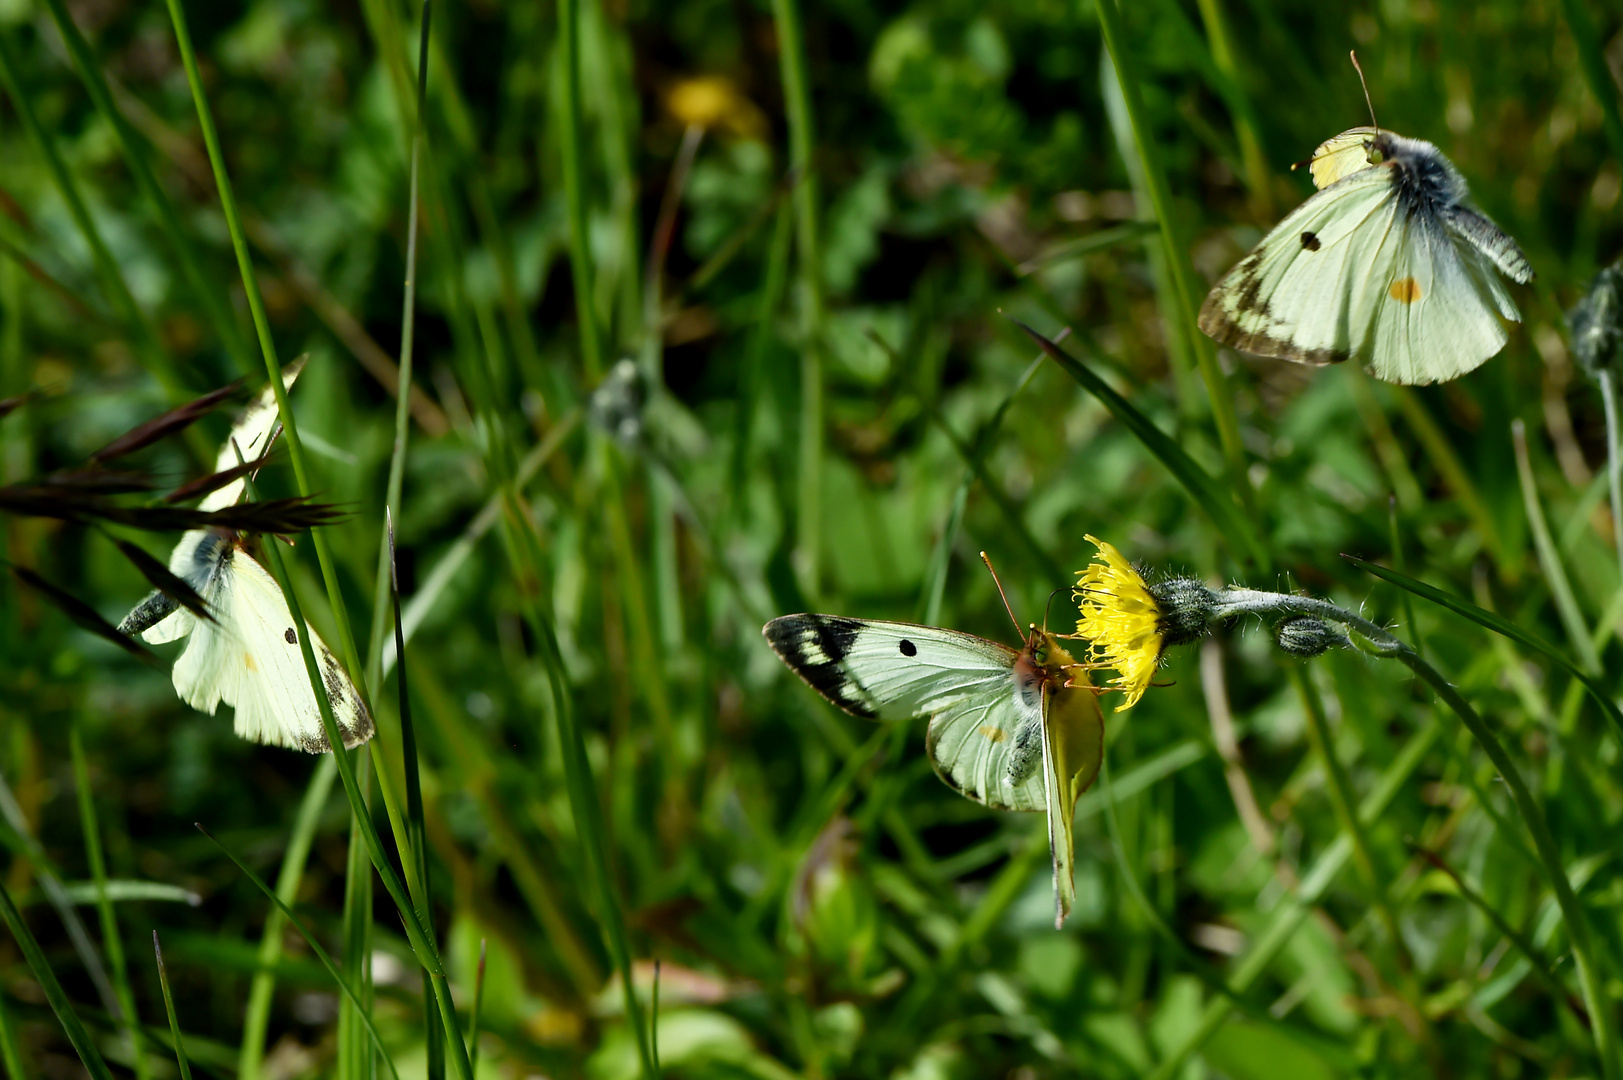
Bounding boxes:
1074 535 1163 711
665 76 767 138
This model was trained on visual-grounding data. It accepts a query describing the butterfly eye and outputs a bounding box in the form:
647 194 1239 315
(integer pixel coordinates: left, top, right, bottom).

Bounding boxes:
1366 145 1385 164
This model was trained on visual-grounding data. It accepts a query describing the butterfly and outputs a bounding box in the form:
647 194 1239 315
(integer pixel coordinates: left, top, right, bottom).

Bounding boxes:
763 561 1104 928
1197 121 1534 385
119 360 373 753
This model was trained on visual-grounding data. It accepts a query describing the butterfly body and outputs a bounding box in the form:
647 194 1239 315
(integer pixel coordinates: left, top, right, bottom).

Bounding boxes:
1199 127 1533 385
764 613 1103 926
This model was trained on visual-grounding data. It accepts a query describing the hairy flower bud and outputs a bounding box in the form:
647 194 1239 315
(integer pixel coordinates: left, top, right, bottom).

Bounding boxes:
1275 616 1340 657
1148 576 1216 647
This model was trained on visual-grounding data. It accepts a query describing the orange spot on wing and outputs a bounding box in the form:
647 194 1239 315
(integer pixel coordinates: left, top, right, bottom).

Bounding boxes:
1388 277 1423 303
977 725 1007 743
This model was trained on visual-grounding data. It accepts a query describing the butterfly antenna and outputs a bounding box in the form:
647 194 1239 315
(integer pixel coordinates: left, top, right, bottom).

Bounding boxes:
980 551 1024 639
1349 50 1379 137
1042 587 1069 634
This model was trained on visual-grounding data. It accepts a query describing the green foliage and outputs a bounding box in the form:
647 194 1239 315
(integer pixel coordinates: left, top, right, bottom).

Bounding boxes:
1 0 1623 1076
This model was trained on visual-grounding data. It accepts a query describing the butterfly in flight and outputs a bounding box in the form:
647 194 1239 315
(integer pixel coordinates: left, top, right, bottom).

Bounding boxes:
1199 53 1532 385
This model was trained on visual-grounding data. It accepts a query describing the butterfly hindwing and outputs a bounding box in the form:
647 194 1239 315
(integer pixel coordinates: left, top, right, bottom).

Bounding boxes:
165 540 372 752
1038 649 1105 928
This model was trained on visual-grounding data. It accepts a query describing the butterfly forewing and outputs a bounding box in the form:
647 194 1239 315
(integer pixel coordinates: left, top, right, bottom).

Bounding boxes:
763 615 1017 722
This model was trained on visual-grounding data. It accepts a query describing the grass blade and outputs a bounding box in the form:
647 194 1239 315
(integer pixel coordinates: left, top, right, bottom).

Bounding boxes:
151 933 193 1080
1513 419 1604 673
198 826 403 1080
1094 0 1247 484
1016 321 1268 569
0 875 115 1080
1346 556 1623 739
68 722 150 1080
771 0 827 602
238 755 337 1080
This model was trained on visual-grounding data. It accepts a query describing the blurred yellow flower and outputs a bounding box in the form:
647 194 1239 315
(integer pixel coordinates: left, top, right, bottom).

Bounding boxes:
1074 535 1163 711
665 75 766 138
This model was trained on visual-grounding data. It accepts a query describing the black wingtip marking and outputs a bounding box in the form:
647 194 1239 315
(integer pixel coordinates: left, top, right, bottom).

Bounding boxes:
763 614 878 719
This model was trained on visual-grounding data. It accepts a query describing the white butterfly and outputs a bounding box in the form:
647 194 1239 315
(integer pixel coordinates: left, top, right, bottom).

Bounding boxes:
764 597 1104 928
1198 125 1534 385
119 361 373 753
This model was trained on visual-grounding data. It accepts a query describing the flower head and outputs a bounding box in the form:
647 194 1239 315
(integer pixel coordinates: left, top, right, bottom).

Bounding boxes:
1074 536 1215 711
1074 536 1164 711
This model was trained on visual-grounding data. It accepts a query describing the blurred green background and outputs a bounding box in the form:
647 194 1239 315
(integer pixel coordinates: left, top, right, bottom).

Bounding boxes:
2 0 1623 1076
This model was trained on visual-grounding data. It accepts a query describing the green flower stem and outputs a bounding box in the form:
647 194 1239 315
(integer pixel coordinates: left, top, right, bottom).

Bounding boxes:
1396 650 1618 1080
771 0 827 603
1093 0 1247 496
1599 370 1623 587
1205 585 1619 1078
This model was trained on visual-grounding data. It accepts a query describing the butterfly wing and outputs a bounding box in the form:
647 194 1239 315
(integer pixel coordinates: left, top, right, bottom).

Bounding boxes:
764 615 1046 810
1302 126 1378 189
169 544 372 752
1199 164 1523 384
199 357 305 512
1039 654 1105 928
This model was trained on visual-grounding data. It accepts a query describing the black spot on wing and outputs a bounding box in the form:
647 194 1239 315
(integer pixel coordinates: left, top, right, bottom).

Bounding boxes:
285 627 297 644
763 615 878 719
899 639 917 657
1300 231 1321 251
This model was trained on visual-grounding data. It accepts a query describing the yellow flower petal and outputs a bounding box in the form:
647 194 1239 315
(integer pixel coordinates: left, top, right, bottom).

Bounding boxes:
1074 535 1163 711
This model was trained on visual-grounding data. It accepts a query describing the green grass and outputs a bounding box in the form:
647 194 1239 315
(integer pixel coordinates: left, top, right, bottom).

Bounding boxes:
3 0 1623 1077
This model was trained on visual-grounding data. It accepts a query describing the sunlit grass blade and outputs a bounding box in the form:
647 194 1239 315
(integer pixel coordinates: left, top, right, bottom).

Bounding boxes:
1346 555 1623 738
0 875 115 1080
198 825 404 1080
1017 321 1268 569
468 939 486 1076
1513 419 1604 673
151 933 193 1080
0 985 27 1080
69 722 150 1080
238 754 337 1080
